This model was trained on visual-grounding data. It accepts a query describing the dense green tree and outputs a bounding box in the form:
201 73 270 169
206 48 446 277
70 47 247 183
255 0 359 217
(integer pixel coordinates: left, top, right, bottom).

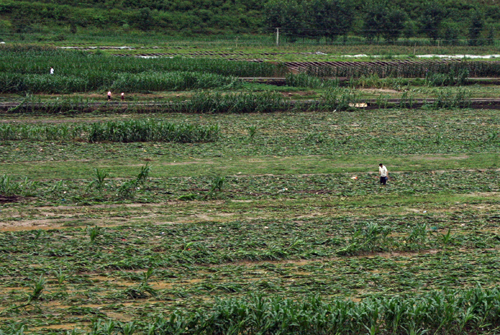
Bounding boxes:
381 9 407 43
306 0 354 43
402 20 417 40
361 0 386 42
263 0 307 42
419 1 446 41
442 20 461 45
0 0 499 41
136 7 154 31
486 26 495 46
468 10 484 46
361 1 406 43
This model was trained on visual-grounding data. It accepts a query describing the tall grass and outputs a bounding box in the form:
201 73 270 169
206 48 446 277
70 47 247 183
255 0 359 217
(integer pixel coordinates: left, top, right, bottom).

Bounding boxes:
0 45 285 78
285 73 339 89
425 67 469 86
0 45 286 93
0 119 220 143
0 174 37 196
306 61 500 79
142 288 500 335
0 89 474 116
175 91 288 113
88 119 220 143
0 71 240 94
0 123 84 141
110 71 240 92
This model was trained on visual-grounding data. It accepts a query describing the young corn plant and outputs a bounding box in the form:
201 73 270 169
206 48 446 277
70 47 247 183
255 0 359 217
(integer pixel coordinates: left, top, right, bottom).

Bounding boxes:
135 164 151 186
406 223 429 250
440 229 454 246
337 223 393 256
0 174 21 196
123 268 157 299
204 175 225 200
86 168 109 192
0 323 27 335
53 268 67 285
117 180 138 200
88 226 102 244
119 322 137 335
87 119 220 143
27 275 46 304
247 125 257 141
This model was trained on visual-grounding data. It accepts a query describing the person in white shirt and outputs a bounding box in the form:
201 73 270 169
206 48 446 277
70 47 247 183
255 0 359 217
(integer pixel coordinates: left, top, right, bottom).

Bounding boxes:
379 163 388 185
107 91 112 101
50 67 54 75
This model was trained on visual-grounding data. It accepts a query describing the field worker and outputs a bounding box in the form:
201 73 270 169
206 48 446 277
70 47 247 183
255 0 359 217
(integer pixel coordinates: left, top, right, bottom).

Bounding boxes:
121 92 125 101
107 91 112 101
50 67 54 75
379 163 388 185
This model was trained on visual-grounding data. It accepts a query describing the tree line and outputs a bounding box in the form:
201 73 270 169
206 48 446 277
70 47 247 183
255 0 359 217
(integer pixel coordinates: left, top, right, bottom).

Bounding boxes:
264 0 497 44
0 0 498 43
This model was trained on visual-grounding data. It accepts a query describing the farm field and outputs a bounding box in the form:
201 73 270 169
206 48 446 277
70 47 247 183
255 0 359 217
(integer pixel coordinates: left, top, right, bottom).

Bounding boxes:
5 32 500 60
2 44 500 334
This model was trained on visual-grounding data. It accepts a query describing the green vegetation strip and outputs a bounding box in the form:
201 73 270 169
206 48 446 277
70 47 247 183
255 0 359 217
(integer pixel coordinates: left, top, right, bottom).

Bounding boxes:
0 119 220 143
1 168 500 205
96 290 500 334
0 46 286 94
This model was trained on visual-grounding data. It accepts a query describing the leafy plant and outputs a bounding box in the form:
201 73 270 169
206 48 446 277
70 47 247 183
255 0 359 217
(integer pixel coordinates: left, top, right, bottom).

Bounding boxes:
247 125 257 141
53 268 67 285
27 275 46 304
87 168 109 192
204 175 226 199
123 268 156 299
136 164 151 186
337 223 393 255
117 180 138 200
440 229 454 246
88 226 102 244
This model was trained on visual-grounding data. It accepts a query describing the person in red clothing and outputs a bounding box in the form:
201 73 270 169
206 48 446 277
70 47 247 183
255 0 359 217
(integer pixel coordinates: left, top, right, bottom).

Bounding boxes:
121 92 125 101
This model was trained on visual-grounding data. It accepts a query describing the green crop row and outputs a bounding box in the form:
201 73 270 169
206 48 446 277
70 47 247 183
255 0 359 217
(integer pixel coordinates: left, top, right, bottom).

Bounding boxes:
0 71 239 94
119 289 500 335
15 289 500 334
3 89 472 115
88 119 220 143
307 62 500 78
0 46 286 78
0 119 220 143
285 73 340 89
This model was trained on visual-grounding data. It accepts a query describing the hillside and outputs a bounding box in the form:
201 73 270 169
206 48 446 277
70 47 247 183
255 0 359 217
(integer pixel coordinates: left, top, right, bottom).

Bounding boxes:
0 0 498 38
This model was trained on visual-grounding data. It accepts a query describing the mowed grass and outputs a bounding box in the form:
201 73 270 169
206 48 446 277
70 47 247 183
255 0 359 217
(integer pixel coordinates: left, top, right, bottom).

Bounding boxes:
1 108 500 333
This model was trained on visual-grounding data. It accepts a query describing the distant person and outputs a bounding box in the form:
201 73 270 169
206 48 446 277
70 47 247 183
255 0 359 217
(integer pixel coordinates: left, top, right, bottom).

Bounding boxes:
107 91 112 101
121 92 125 101
379 163 388 185
50 67 54 75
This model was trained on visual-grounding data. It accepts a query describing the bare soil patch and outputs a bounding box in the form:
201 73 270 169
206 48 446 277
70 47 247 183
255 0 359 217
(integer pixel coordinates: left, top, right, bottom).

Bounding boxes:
358 88 400 93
